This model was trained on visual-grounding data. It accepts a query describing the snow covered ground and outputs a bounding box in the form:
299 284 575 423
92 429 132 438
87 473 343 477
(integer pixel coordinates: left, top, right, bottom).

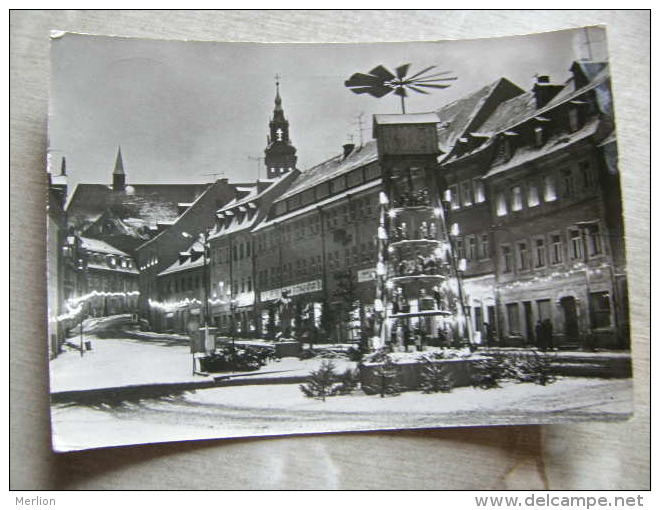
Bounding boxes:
51 376 633 452
49 327 634 452
49 334 355 393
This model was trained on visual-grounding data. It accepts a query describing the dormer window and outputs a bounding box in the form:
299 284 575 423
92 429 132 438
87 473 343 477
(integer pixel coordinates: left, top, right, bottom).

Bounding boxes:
569 107 580 132
534 126 544 147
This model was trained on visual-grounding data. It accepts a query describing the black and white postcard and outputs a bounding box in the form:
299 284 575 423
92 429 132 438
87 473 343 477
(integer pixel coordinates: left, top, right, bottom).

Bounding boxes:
47 27 633 452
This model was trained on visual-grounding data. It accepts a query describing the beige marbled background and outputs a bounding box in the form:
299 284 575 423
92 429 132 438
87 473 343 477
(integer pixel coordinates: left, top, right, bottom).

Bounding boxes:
9 10 650 490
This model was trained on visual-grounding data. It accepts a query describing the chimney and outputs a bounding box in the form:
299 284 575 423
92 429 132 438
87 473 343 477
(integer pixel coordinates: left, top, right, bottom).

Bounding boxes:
532 75 563 109
342 143 355 159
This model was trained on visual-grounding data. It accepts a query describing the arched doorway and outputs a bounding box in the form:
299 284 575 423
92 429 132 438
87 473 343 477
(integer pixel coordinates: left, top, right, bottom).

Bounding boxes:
559 296 579 343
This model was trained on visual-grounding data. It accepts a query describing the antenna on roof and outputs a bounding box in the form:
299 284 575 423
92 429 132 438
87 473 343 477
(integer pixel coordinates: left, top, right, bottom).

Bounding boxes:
248 156 264 180
353 112 367 146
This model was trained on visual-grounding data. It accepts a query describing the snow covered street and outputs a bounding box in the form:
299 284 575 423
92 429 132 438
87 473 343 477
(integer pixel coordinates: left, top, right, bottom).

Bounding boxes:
51 375 633 451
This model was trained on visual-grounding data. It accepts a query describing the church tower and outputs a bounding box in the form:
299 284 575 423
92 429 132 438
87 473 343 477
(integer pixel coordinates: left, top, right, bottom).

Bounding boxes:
112 146 126 191
264 77 297 179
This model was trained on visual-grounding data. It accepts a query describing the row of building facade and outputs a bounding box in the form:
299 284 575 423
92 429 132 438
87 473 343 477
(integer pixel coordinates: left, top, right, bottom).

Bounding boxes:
48 59 629 357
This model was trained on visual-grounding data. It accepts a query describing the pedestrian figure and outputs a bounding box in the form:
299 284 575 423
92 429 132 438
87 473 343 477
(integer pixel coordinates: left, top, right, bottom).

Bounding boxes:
544 319 554 350
484 322 494 347
535 320 544 350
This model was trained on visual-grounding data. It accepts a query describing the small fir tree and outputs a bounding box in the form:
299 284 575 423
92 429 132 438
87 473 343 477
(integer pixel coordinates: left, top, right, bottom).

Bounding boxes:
299 360 340 401
371 356 403 398
419 359 454 393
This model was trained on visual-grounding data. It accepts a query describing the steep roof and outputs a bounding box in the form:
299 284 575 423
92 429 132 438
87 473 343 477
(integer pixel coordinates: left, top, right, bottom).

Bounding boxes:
158 240 205 276
80 236 130 256
67 183 213 231
277 142 379 202
435 78 525 155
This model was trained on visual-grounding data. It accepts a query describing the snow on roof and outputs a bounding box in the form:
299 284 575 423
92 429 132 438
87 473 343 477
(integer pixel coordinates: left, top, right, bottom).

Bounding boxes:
67 182 213 232
158 240 205 276
484 117 600 179
80 236 129 256
276 142 379 203
373 112 439 127
254 178 382 232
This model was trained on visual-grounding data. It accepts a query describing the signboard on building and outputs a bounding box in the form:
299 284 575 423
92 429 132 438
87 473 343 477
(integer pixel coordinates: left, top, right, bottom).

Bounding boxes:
357 267 377 282
260 279 323 302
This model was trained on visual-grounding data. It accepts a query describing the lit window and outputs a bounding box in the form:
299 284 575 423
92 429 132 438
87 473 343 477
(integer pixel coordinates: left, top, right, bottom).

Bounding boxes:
460 180 473 207
449 184 460 210
473 178 486 203
534 127 544 147
527 183 540 207
544 175 557 202
511 186 523 211
496 193 508 216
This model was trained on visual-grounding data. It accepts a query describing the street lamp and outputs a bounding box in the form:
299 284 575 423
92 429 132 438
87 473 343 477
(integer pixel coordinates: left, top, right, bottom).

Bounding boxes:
182 228 214 373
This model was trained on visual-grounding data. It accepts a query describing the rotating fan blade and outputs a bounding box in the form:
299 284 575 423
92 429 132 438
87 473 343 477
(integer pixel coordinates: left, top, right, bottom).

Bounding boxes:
368 65 396 82
413 76 458 83
395 63 411 79
406 85 430 94
415 83 452 89
345 72 388 88
405 65 437 81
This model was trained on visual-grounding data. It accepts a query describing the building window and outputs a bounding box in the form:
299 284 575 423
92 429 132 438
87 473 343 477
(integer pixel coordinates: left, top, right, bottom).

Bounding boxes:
316 182 330 199
534 237 546 268
511 186 523 211
527 183 540 207
569 107 580 132
589 292 611 329
496 193 508 217
586 224 603 256
247 277 252 293
455 237 465 259
479 234 490 259
534 126 544 147
550 234 563 264
579 161 594 189
460 180 473 207
517 241 529 271
506 303 520 335
569 229 584 259
537 299 552 321
544 175 557 202
347 168 364 187
364 164 380 181
466 235 477 261
501 245 513 273
449 184 460 210
562 169 574 198
473 178 486 203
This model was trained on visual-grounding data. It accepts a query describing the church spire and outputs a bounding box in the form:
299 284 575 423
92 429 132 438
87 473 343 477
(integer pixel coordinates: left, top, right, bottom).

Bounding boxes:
112 146 126 191
264 75 297 179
